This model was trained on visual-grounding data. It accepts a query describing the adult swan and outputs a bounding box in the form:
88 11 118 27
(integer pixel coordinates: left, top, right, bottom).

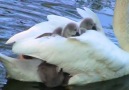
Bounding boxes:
11 0 129 85
10 0 129 85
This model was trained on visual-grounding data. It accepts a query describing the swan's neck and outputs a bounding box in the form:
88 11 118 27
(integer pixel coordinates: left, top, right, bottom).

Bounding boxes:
114 0 129 52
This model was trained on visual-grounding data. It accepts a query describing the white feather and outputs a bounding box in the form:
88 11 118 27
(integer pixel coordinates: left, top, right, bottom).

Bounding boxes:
47 15 76 26
6 21 57 44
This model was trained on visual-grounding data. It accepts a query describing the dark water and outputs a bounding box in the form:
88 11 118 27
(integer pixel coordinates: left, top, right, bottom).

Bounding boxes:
0 0 128 90
2 75 129 90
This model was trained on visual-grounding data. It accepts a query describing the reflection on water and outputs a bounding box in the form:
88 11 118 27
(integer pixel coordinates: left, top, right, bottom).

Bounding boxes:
0 0 128 90
2 75 129 90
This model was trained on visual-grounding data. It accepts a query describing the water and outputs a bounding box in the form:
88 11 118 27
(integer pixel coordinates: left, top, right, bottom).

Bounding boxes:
0 0 128 90
2 76 129 90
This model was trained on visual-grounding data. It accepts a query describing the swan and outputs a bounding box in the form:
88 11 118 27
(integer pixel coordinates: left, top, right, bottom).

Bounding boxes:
11 0 129 85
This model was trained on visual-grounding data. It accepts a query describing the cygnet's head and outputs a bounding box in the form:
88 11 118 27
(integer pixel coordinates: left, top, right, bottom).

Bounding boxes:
38 61 64 87
62 22 79 38
79 18 97 34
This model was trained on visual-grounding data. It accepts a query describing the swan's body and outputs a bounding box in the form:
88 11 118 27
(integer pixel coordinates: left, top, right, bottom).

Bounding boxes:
12 30 129 85
1 0 128 86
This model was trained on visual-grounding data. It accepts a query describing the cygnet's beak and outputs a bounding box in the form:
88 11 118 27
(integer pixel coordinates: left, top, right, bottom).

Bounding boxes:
92 25 97 30
75 32 80 36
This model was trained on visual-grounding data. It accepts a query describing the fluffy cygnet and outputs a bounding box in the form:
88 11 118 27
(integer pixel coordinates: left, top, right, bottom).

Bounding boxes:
79 18 97 34
38 61 70 87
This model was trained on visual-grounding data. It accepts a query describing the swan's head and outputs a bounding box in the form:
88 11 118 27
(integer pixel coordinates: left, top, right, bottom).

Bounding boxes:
79 18 97 34
62 22 79 38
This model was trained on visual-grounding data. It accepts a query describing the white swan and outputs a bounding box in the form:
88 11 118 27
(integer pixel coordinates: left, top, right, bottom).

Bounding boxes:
11 0 129 85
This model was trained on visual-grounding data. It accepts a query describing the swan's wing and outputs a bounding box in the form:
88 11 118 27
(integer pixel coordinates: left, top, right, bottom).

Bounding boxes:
83 7 98 18
12 30 125 77
6 30 29 44
77 7 98 22
6 21 57 44
77 7 104 32
47 15 76 27
77 8 93 19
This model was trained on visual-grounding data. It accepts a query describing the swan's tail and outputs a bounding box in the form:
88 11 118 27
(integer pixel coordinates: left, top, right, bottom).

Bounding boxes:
0 53 17 64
